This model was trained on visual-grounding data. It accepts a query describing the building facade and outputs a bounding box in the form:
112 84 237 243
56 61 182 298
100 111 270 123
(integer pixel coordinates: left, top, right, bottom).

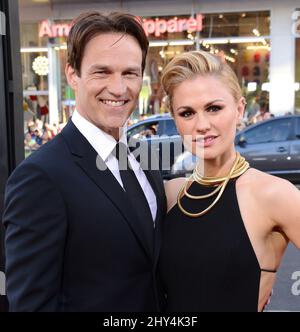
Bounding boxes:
19 0 300 123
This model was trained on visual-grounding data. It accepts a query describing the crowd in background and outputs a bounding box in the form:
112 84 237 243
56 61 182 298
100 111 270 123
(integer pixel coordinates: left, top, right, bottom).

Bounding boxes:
237 95 274 131
24 118 65 157
24 93 293 157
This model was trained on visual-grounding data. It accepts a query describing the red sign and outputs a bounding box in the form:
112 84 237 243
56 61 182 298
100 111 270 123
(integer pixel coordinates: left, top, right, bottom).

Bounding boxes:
143 14 203 37
39 20 71 38
39 14 203 39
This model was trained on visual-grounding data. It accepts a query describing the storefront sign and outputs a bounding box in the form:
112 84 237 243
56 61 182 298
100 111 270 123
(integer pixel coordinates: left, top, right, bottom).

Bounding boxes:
143 14 203 37
39 14 203 39
39 20 71 38
292 9 300 36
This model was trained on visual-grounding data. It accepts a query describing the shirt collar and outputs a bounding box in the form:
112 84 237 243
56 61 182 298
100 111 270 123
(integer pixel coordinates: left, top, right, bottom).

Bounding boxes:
71 110 128 162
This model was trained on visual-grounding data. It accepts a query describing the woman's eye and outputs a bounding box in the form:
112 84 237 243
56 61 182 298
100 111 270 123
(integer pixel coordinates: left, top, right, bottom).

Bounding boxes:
207 105 222 112
179 110 193 118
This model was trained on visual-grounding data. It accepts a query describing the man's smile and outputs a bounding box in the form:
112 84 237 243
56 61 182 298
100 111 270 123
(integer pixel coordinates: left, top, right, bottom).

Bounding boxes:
100 99 129 107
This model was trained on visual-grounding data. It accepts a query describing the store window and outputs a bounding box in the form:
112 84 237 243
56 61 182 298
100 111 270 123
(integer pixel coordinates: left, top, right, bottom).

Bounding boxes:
143 11 270 127
19 11 270 156
20 21 71 157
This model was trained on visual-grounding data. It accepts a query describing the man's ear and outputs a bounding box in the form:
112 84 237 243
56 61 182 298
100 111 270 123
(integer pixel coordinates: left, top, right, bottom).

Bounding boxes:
236 97 246 122
65 64 78 90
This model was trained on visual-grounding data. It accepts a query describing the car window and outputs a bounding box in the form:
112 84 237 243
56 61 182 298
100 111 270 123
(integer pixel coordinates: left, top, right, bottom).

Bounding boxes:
163 119 179 136
244 119 292 144
127 121 158 139
296 118 300 138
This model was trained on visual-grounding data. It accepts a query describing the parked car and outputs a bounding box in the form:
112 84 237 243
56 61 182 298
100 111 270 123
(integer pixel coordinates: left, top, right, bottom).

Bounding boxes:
171 115 300 183
127 114 183 179
127 113 179 138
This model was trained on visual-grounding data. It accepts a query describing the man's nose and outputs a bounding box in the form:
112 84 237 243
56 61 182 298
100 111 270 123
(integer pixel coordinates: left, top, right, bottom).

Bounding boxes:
107 74 127 96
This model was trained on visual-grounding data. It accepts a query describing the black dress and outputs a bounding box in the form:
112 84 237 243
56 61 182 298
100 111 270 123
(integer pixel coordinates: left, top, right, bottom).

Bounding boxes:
158 178 262 312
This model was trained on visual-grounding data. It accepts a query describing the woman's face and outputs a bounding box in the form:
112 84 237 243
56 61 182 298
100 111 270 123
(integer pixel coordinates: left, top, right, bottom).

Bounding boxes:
172 74 244 160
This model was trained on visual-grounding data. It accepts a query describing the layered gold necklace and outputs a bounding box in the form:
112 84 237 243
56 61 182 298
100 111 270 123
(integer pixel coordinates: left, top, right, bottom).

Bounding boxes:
177 152 249 218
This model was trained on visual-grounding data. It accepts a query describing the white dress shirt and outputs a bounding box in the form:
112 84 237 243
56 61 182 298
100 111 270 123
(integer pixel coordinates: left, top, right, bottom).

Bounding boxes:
72 110 157 222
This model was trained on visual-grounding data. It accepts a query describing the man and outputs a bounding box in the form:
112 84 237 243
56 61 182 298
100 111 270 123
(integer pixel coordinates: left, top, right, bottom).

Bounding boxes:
2 11 166 311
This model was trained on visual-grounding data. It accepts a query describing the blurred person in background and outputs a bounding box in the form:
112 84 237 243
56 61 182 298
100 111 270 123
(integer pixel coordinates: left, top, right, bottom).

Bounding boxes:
245 94 260 124
262 111 275 121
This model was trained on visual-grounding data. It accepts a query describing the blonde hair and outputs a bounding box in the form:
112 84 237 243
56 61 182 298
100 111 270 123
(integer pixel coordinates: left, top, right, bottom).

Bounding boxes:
161 50 242 113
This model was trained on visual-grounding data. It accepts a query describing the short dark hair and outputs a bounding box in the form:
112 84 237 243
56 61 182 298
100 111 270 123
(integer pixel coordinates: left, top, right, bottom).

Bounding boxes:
67 11 149 76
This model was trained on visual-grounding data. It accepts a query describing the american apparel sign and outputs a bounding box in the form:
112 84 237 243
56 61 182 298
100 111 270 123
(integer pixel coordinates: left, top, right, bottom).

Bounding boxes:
38 14 203 39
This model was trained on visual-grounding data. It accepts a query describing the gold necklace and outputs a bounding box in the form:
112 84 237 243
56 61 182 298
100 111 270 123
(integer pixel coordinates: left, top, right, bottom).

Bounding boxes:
177 152 249 218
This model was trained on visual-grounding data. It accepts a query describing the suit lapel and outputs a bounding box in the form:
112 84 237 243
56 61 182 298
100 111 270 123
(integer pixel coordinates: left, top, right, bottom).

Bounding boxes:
61 121 154 261
145 169 166 267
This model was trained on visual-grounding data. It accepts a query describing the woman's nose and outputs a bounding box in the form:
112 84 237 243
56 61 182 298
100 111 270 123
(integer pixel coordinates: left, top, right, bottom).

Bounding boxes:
195 112 211 133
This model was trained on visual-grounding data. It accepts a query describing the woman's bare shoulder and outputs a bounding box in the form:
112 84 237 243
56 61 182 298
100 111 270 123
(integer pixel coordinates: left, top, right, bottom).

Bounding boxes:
239 168 294 194
164 177 188 212
239 168 300 248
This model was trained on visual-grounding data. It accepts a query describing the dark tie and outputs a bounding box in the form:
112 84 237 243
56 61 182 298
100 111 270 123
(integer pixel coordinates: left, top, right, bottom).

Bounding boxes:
114 142 154 227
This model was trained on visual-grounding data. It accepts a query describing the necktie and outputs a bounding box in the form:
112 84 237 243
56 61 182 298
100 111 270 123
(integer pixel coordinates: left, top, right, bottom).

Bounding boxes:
114 142 154 226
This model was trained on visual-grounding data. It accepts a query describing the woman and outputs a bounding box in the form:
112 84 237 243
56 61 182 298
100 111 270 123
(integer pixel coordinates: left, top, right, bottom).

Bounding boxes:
158 51 300 312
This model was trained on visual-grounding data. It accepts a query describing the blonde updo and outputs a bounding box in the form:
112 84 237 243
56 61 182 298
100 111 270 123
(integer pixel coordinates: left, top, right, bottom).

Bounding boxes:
161 50 242 113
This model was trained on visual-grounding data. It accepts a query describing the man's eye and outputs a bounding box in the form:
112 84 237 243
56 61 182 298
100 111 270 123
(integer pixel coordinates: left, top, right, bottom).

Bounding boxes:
124 72 139 77
95 71 109 75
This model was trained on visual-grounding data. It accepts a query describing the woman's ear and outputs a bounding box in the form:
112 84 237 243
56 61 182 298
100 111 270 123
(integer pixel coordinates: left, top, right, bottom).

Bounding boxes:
65 64 78 90
236 97 246 122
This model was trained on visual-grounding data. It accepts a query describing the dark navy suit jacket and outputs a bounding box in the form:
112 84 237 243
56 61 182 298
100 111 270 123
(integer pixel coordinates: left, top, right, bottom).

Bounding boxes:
2 120 166 311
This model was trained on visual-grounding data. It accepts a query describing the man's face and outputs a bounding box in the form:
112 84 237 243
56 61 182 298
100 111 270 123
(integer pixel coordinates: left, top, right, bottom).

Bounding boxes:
66 33 143 139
